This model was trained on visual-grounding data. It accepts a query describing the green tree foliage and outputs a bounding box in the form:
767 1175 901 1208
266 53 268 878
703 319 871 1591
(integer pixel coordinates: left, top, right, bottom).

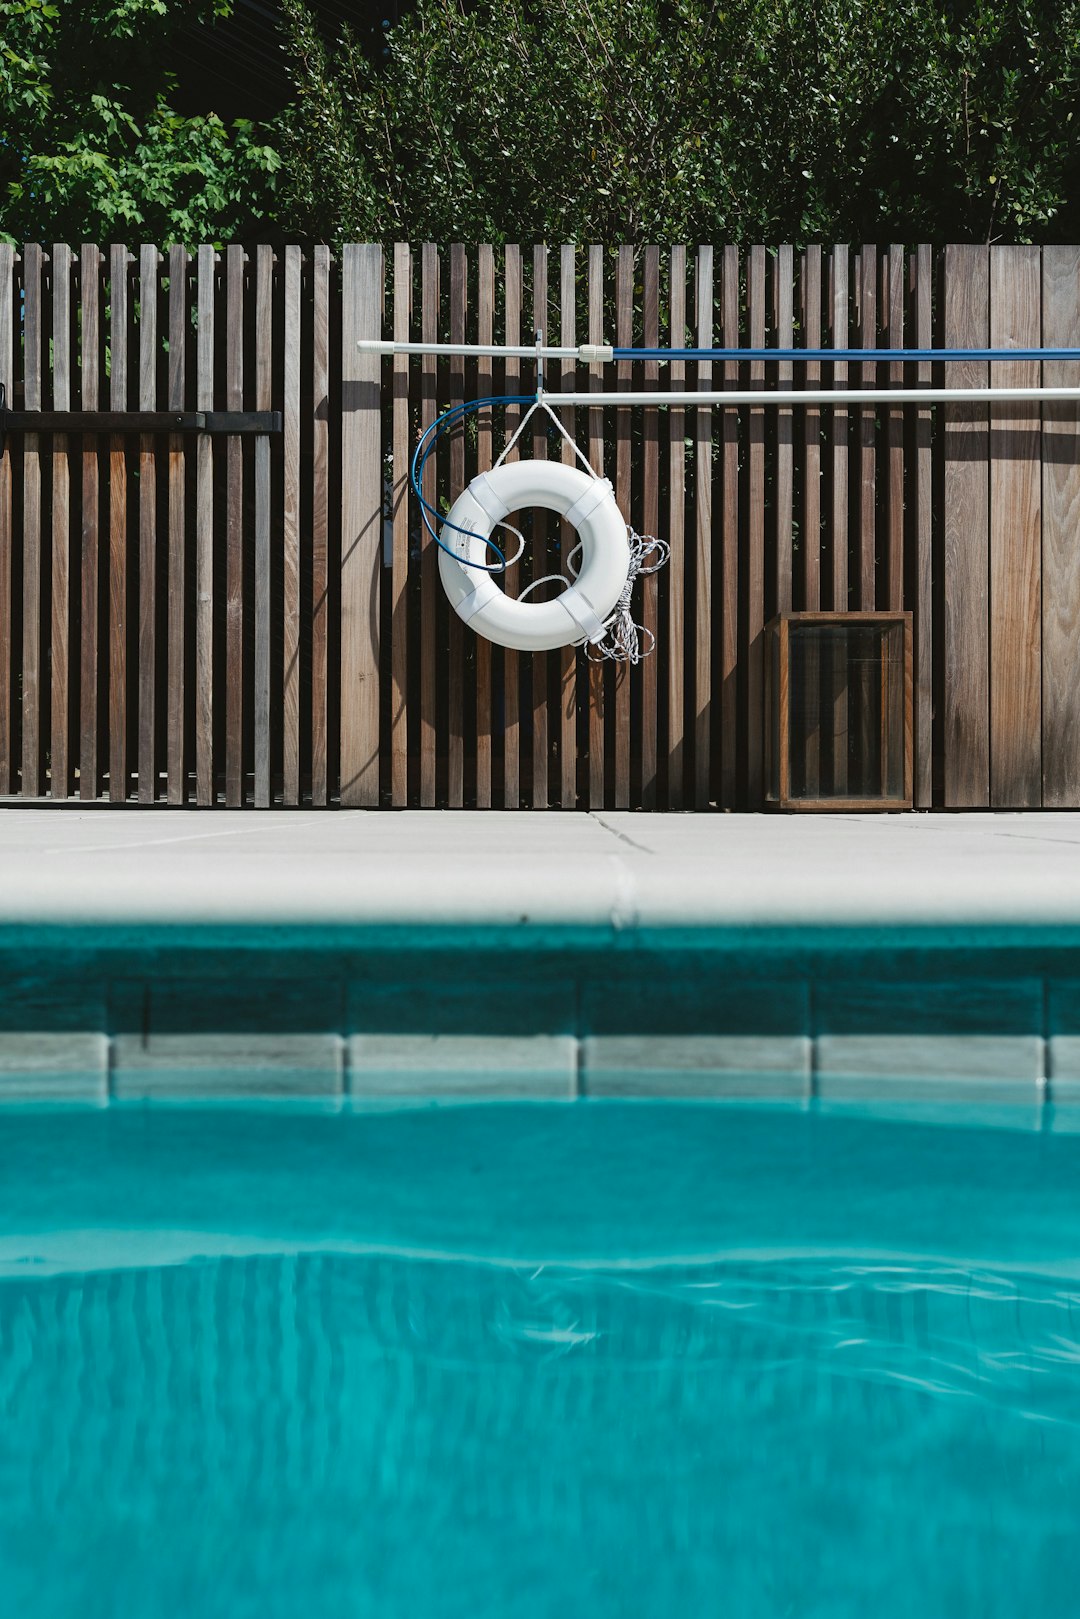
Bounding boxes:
0 0 281 244
275 0 1080 245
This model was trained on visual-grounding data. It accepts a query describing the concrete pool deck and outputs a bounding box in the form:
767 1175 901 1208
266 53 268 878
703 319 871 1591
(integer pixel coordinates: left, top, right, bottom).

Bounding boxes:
3 809 1080 1110
1 808 1080 929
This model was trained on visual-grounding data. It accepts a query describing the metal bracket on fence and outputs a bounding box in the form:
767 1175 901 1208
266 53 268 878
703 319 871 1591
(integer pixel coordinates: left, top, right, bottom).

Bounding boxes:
0 389 283 456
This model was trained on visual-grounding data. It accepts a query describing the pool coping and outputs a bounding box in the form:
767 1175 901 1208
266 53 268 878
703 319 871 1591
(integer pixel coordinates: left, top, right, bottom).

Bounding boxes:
3 810 1080 1106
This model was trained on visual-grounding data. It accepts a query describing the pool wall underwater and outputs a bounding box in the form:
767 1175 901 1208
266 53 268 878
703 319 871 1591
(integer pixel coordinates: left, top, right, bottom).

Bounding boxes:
4 921 1080 1111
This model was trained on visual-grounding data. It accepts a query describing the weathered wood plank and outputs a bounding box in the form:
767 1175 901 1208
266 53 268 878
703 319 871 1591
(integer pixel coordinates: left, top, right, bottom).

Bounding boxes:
614 244 633 808
912 245 933 808
746 245 766 806
340 242 383 807
21 244 43 797
774 244 794 612
282 245 301 805
530 245 550 809
857 245 877 609
587 244 605 809
311 246 331 806
667 244 687 809
829 245 849 795
253 243 273 808
502 246 522 809
79 244 102 801
0 244 12 794
475 244 494 809
694 244 713 809
448 243 466 808
50 243 73 798
885 244 905 611
829 246 849 613
166 245 187 805
801 246 822 612
640 244 660 808
801 246 822 798
195 244 215 806
137 243 158 804
943 243 990 806
224 245 244 807
719 245 738 809
1042 245 1080 807
559 241 577 809
989 245 1041 807
854 246 877 778
420 243 439 807
108 244 129 802
391 242 411 807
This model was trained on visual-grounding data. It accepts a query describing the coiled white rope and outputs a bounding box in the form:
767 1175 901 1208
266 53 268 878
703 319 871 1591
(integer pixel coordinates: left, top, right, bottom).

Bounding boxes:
492 398 670 662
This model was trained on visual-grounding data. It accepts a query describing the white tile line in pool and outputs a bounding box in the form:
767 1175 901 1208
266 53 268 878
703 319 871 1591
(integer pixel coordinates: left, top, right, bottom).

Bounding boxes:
1 1026 1068 1109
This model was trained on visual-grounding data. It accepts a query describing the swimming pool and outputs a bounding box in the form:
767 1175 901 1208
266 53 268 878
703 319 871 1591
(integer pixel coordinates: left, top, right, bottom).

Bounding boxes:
2 1100 1078 1618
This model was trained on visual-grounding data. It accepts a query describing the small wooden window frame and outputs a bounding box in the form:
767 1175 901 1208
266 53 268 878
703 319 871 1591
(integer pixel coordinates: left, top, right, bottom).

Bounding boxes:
765 611 913 812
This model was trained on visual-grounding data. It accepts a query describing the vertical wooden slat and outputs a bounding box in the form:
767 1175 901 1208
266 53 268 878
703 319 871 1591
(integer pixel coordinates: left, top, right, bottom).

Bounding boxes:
885 244 905 610
1042 245 1080 807
475 245 494 809
502 244 522 809
802 247 822 612
137 244 158 804
614 244 633 808
746 245 766 806
943 243 990 806
531 243 549 809
108 244 129 802
801 247 822 799
667 245 687 809
282 245 301 805
79 244 101 801
912 245 933 808
254 244 273 807
0 244 12 793
774 245 794 612
21 243 43 797
829 246 849 613
420 242 439 807
340 243 384 807
719 246 738 809
166 245 187 805
390 242 411 807
587 245 605 809
829 246 849 794
50 243 72 798
559 242 577 809
694 245 714 809
311 247 331 806
448 243 466 807
857 246 877 608
195 245 215 806
640 244 660 808
224 245 244 807
989 245 1041 808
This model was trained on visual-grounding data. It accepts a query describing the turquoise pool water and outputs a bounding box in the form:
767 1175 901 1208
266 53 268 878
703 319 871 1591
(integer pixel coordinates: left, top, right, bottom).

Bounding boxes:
2 1102 1079 1618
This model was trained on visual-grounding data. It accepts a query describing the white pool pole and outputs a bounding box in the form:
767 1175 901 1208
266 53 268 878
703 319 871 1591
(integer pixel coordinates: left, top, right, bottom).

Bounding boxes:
540 387 1080 406
356 339 615 362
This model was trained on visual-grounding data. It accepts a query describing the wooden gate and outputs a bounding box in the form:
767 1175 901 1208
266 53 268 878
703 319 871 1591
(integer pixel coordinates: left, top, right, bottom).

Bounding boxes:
1 241 1078 808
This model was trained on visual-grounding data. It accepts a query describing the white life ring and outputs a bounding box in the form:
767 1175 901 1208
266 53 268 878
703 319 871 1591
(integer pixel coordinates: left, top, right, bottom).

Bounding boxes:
437 461 631 653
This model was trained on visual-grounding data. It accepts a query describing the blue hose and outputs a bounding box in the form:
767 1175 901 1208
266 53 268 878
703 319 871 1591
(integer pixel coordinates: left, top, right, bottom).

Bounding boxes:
410 395 535 573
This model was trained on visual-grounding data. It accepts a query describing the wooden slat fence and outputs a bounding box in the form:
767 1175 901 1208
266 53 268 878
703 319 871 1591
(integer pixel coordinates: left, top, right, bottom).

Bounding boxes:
0 242 1079 808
